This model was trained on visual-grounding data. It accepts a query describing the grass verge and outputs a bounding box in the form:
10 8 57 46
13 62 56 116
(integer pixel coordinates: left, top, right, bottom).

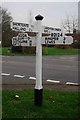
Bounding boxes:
43 47 79 55
0 47 79 56
1 47 35 56
2 90 80 119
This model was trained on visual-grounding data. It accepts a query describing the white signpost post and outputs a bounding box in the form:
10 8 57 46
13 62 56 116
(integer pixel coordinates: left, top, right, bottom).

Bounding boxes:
34 15 43 106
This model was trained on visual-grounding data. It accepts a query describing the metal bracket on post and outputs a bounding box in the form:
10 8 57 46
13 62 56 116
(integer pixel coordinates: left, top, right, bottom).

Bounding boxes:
34 15 44 106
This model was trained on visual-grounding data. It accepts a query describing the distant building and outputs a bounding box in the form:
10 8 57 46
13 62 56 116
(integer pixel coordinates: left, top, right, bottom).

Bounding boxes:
65 33 79 42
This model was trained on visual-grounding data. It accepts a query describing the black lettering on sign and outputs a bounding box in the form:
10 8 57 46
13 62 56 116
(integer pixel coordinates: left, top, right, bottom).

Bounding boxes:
18 33 28 38
17 39 21 46
53 40 55 44
13 22 29 27
12 38 17 46
20 27 26 31
63 40 65 44
58 33 60 37
28 37 30 40
13 27 20 31
13 22 18 26
45 37 48 44
29 40 32 46
21 40 27 43
56 37 58 40
63 37 66 44
51 33 53 37
49 40 53 43
45 37 55 44
60 33 63 37
44 30 48 33
51 32 63 39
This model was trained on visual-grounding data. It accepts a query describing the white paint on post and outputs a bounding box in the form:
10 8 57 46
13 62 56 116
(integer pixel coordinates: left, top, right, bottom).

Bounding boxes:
35 20 43 90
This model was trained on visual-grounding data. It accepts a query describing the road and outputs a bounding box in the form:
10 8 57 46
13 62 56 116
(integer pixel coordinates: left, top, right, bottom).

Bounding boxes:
1 55 78 85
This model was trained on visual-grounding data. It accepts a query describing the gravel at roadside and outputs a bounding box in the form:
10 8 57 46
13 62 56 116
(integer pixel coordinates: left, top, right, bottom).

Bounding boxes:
2 83 79 91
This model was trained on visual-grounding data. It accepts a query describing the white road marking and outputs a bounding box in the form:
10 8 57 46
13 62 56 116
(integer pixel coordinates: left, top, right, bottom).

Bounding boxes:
14 75 25 78
1 72 79 86
47 79 60 83
29 77 36 80
1 73 10 76
66 82 78 85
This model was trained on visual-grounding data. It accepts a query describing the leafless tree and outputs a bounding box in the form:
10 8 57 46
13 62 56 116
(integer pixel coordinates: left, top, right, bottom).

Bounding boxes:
2 7 13 32
0 6 13 46
62 15 78 33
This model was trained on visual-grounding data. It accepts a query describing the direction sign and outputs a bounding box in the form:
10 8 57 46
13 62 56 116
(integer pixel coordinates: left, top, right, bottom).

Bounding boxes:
11 21 73 45
12 33 73 46
11 22 33 32
12 33 36 46
41 34 73 45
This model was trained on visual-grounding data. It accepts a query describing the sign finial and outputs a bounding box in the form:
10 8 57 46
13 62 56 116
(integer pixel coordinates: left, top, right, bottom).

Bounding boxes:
35 15 44 21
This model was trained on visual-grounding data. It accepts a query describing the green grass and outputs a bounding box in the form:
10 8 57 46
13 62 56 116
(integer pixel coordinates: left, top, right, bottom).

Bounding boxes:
0 47 2 55
0 91 2 119
2 90 80 119
1 47 35 56
43 47 79 55
0 47 79 56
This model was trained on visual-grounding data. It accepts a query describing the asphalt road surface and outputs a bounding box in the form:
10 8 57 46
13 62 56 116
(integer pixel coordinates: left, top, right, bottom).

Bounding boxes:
1 55 78 85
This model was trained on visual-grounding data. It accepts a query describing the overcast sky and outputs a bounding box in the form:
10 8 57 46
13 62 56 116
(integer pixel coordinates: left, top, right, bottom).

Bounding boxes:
1 1 78 29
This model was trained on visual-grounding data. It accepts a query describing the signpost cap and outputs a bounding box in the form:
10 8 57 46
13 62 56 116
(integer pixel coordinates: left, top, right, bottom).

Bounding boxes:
35 15 44 21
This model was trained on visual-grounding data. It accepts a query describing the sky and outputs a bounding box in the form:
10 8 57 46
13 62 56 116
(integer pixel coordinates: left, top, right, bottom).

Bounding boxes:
0 1 78 29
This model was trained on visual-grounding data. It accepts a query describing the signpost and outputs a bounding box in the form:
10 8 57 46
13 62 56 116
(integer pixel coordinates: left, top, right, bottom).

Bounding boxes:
11 15 73 106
